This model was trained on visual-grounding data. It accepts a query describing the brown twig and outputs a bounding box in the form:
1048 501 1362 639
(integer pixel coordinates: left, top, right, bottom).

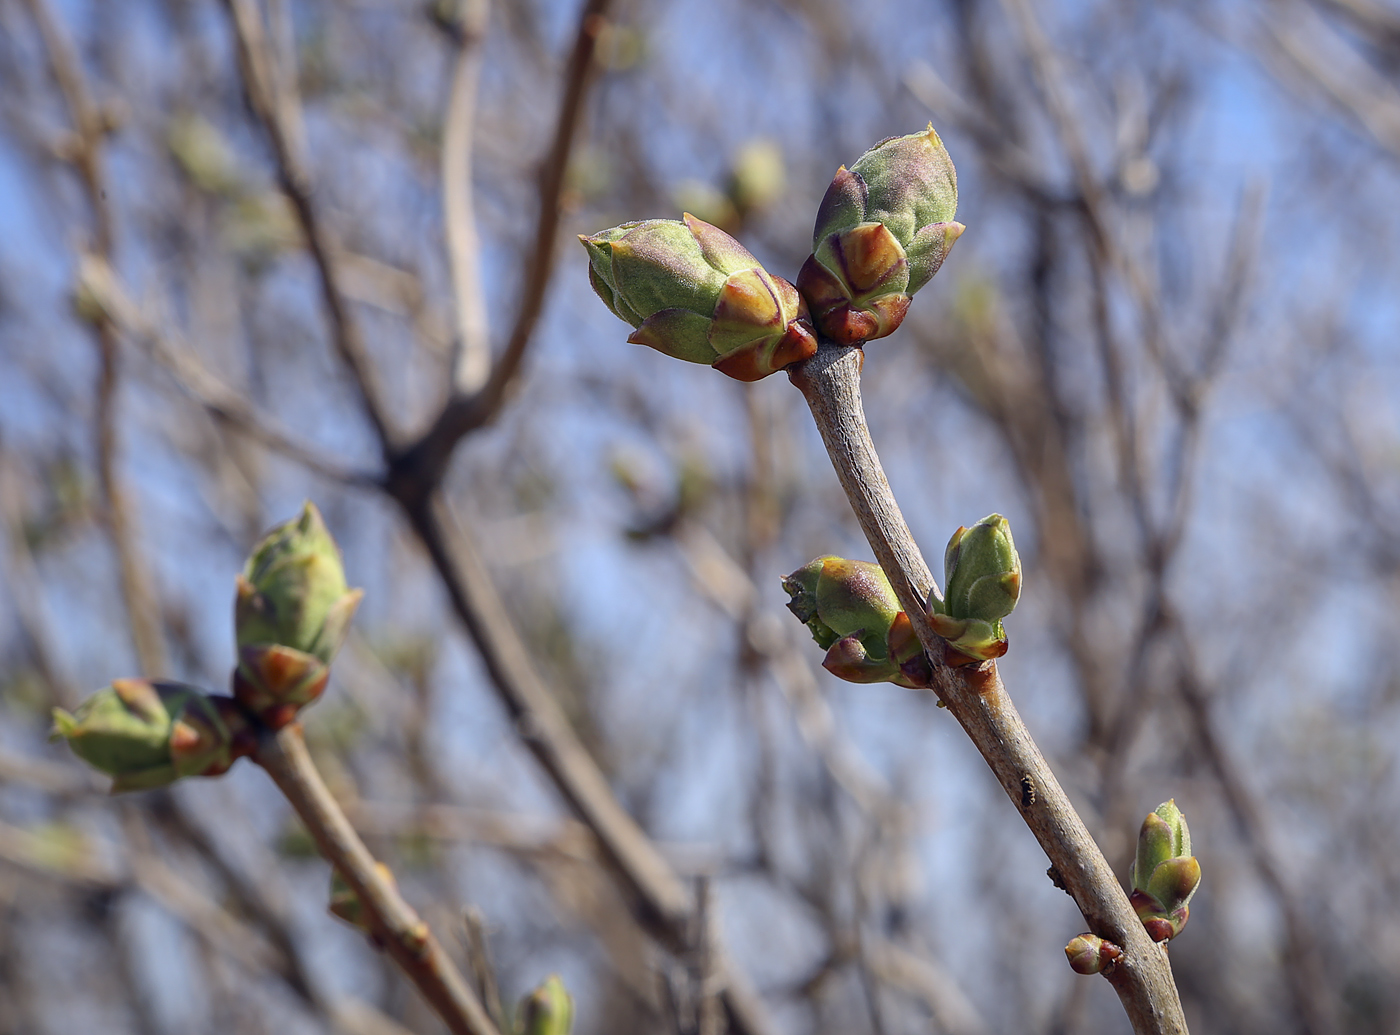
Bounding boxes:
253 723 501 1035
400 490 777 1035
787 341 1188 1035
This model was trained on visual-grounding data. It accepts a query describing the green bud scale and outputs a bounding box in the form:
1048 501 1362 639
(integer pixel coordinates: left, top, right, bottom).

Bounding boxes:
797 125 963 344
51 679 255 793
580 213 817 381
782 556 933 689
517 975 574 1035
1129 799 1202 942
927 513 1021 663
234 502 362 728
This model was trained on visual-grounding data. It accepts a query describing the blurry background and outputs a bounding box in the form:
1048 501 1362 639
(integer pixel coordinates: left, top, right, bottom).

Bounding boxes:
2 0 1399 1032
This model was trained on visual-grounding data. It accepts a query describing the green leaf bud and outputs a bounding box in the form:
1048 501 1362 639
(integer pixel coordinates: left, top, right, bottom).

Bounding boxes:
517 975 574 1035
1064 933 1122 976
328 862 397 934
51 680 251 792
797 125 963 344
580 213 817 381
235 501 363 664
1129 800 1201 942
782 557 933 689
234 502 362 727
927 514 1021 662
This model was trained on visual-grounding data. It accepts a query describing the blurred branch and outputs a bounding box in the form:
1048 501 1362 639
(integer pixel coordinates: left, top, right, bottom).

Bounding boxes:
463 908 510 1033
74 255 380 487
1259 0 1400 160
788 342 1188 1035
390 0 612 497
1001 0 1188 411
222 0 397 454
440 0 493 393
0 808 415 1035
1171 624 1338 1035
213 1 771 1006
401 490 777 1035
1314 0 1400 48
863 939 990 1035
21 0 168 678
254 723 502 1035
0 443 83 710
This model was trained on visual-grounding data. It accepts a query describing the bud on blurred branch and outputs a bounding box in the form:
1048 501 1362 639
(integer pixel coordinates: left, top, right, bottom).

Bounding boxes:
516 975 573 1035
234 501 363 728
580 213 816 381
51 679 254 792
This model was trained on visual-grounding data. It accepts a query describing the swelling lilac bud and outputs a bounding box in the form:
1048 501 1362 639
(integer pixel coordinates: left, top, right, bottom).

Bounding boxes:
234 502 362 728
51 680 252 792
782 557 933 689
581 214 817 381
1129 800 1202 942
927 514 1021 662
1064 933 1123 976
797 125 962 344
517 975 574 1035
236 502 362 662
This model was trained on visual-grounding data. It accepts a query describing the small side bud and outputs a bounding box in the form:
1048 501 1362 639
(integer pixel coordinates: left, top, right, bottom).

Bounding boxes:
1065 933 1123 975
1129 799 1202 942
51 680 251 792
797 125 962 344
328 863 397 934
927 514 1021 662
781 557 932 689
581 214 816 381
234 502 362 727
517 975 574 1035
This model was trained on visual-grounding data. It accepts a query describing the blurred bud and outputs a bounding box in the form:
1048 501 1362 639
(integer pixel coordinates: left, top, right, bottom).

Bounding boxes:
236 502 362 662
671 180 739 233
580 213 817 381
1064 933 1123 976
234 502 363 728
729 139 786 217
782 557 932 689
167 112 243 197
1129 799 1201 942
517 975 574 1035
927 514 1021 663
51 680 252 792
797 125 962 344
328 863 396 933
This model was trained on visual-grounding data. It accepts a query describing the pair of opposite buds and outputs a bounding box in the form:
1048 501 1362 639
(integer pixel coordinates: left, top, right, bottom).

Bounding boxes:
781 513 1022 688
1065 800 1203 975
580 126 964 381
51 502 362 791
